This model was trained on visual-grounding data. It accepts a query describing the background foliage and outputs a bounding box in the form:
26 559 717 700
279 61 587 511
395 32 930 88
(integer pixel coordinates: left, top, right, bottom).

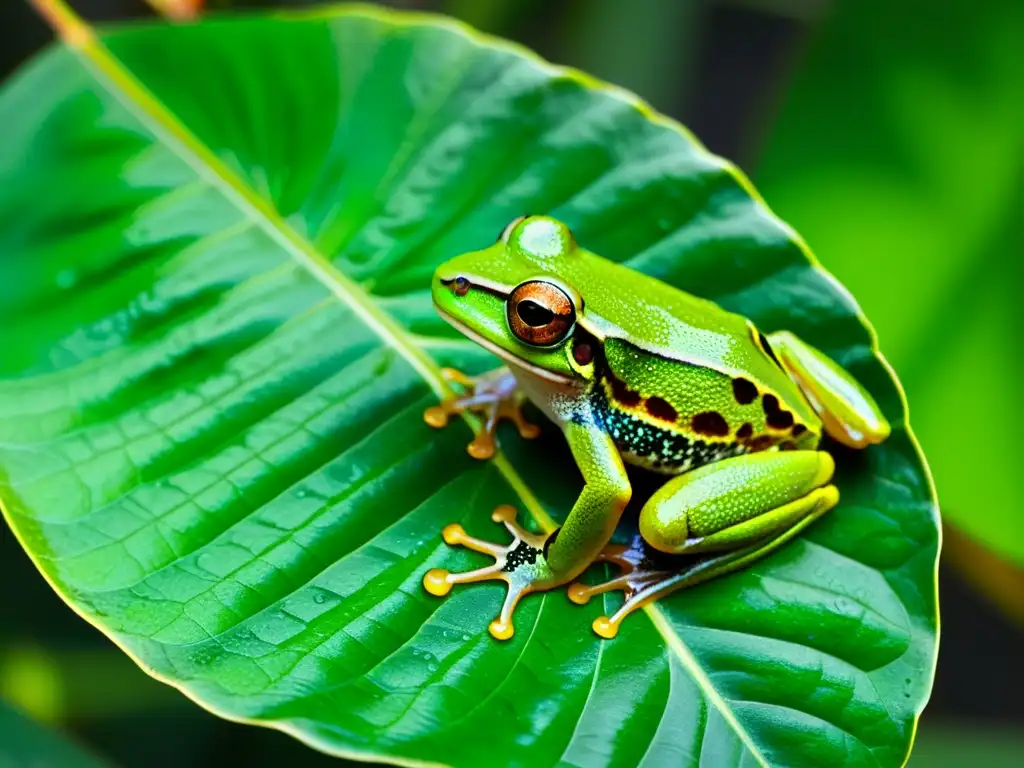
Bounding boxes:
0 0 1019 766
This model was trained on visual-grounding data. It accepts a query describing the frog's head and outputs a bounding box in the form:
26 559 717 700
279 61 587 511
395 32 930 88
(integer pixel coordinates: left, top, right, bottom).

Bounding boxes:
432 215 595 384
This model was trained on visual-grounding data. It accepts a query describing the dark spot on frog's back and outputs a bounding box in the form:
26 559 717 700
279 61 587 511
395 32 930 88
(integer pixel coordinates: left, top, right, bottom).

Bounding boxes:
732 377 758 405
748 435 778 452
762 393 795 430
691 411 729 437
736 422 753 441
610 374 641 407
792 423 808 437
645 396 678 423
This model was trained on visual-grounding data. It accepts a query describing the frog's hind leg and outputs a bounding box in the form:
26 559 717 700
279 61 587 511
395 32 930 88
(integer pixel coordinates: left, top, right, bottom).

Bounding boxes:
423 366 541 460
766 331 890 449
569 450 839 638
569 503 831 639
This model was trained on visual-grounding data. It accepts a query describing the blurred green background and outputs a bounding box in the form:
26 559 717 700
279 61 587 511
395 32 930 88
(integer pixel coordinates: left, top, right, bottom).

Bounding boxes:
0 0 1020 766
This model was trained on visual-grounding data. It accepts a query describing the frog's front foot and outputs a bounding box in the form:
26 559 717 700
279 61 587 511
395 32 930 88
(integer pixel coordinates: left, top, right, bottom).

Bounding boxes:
423 367 541 460
423 505 559 640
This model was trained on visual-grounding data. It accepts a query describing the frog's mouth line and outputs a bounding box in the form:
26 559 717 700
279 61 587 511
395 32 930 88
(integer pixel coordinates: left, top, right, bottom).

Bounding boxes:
433 305 576 386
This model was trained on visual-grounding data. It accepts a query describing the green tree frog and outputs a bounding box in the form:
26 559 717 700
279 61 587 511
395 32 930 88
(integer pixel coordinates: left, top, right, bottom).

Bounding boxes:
422 215 890 641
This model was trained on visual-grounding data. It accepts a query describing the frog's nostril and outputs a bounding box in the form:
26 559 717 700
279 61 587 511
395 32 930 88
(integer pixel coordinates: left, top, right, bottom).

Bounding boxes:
453 276 470 296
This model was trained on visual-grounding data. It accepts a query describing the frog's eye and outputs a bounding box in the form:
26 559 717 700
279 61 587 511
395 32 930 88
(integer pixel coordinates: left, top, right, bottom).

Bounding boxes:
507 280 576 346
498 214 530 243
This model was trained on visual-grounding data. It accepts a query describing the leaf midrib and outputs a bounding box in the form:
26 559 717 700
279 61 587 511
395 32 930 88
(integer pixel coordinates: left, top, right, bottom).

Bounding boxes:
29 3 770 766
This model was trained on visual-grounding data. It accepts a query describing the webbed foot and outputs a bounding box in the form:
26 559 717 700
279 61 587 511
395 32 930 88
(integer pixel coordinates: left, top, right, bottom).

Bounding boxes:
567 535 678 639
423 367 541 460
569 504 833 640
423 505 557 640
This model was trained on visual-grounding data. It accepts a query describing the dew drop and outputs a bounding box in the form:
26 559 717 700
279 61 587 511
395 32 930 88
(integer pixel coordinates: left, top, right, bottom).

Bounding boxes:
296 489 308 499
428 662 439 673
313 592 327 605
461 634 470 642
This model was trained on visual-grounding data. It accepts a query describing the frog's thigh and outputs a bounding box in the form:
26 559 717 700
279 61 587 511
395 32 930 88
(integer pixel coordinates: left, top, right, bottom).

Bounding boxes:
767 330 890 449
639 450 838 555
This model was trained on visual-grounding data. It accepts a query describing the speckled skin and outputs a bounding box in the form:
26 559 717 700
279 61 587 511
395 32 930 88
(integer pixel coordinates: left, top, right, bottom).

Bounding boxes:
591 336 820 475
423 215 891 640
595 382 748 475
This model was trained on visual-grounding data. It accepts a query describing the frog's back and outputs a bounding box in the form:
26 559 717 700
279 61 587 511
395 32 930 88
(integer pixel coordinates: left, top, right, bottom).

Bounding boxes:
563 251 788 388
568 253 822 474
594 336 820 473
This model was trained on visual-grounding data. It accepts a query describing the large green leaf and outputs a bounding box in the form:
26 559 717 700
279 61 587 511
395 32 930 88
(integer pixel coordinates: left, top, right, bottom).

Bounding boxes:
755 0 1024 565
0 5 939 767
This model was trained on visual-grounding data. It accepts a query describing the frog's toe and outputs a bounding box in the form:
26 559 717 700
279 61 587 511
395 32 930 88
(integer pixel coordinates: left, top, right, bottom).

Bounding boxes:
466 432 497 460
423 368 542 459
500 396 541 440
581 576 676 639
423 404 454 429
439 367 475 388
566 537 675 639
423 392 498 458
423 505 556 641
